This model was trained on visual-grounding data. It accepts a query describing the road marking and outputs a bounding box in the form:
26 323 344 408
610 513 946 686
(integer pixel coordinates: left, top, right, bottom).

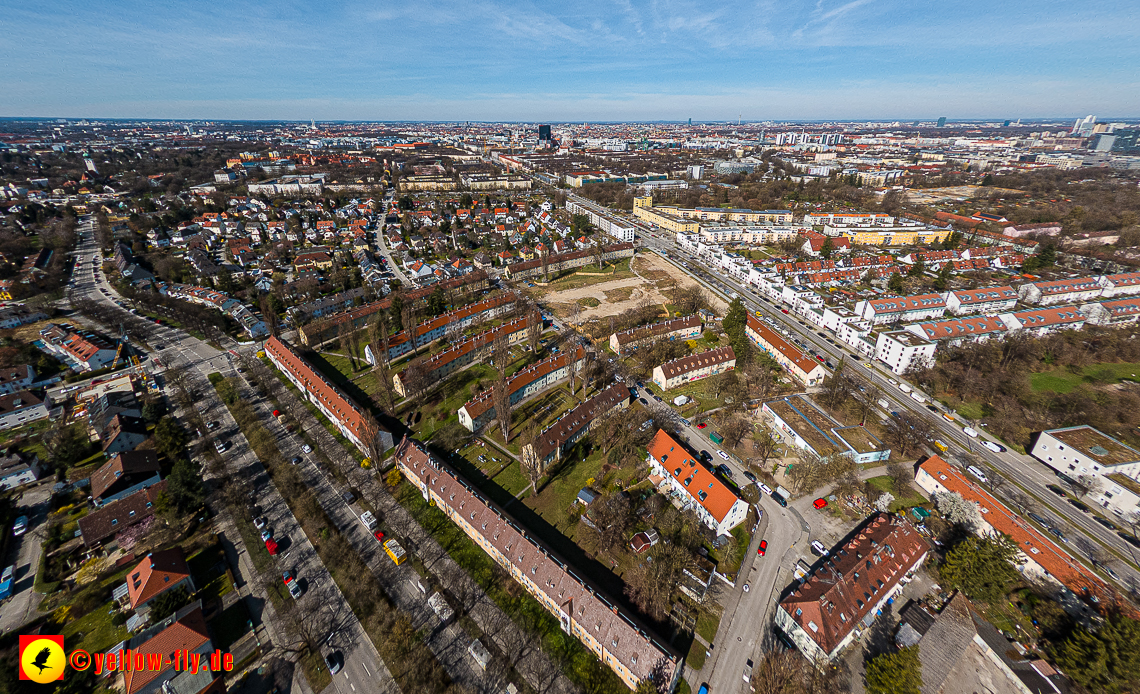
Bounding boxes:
362 663 370 676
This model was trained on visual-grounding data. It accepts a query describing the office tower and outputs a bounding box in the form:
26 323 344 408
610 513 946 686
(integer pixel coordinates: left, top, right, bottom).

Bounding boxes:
936 117 947 128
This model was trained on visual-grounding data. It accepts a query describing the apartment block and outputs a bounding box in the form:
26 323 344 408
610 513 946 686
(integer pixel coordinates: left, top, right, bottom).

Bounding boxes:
651 346 735 391
609 315 703 354
854 294 947 325
744 315 825 386
1017 278 1103 306
522 383 631 469
875 330 936 375
645 430 749 536
944 286 1018 315
458 347 588 431
998 306 1085 336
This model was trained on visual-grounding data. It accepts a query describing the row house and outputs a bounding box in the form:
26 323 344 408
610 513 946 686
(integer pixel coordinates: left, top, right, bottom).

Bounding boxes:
162 284 268 337
1017 277 1103 305
287 287 370 325
266 336 393 454
609 315 703 354
875 329 937 375
396 437 682 691
999 306 1085 336
381 292 517 362
458 347 588 432
0 390 52 430
1079 297 1140 326
776 514 930 662
389 314 537 396
903 315 1008 347
1098 272 1140 298
944 286 1018 315
651 346 736 391
645 430 749 536
522 384 631 470
744 315 825 386
297 271 490 346
854 293 947 325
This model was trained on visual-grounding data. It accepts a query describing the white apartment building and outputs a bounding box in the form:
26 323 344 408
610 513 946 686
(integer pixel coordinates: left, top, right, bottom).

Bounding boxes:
903 315 1008 347
998 306 1085 336
1030 426 1140 518
854 294 947 325
651 346 736 391
1079 297 1140 327
1018 278 1103 306
836 320 876 358
1098 272 1140 298
944 286 1018 316
875 330 937 375
804 212 894 226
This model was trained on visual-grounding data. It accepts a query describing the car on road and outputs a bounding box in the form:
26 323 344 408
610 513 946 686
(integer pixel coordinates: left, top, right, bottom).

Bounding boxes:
759 483 773 496
1068 499 1090 512
291 456 303 465
696 422 707 429
887 378 898 386
260 529 273 542
781 308 789 314
1119 532 1140 548
324 651 343 675
638 398 648 405
253 516 267 529
966 465 988 483
302 444 312 453
1028 512 1049 526
1047 484 1068 497
983 441 1006 453
717 450 729 460
813 498 828 509
373 530 386 543
743 584 749 592
743 471 757 483
1095 517 1117 530
863 362 873 369
1048 527 1067 543
963 427 979 438
283 570 303 599
206 421 220 431
214 440 231 453
12 515 28 536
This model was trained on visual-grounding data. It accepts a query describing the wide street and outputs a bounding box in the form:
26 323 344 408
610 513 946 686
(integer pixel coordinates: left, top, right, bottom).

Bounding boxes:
0 485 52 635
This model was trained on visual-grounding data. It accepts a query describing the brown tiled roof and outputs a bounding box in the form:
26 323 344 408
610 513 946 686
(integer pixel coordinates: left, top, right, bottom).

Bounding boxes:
780 514 929 656
532 384 631 461
386 292 516 350
78 482 166 546
265 336 368 448
0 389 43 414
460 346 586 422
395 436 680 686
126 547 191 609
745 315 821 376
657 346 735 380
612 315 702 349
91 450 160 500
406 314 536 382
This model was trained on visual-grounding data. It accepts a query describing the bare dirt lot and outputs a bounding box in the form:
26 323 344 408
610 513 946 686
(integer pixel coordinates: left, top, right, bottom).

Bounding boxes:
538 252 727 322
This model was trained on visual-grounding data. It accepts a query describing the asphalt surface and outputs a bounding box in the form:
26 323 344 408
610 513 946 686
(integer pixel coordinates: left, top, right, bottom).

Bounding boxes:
0 485 51 635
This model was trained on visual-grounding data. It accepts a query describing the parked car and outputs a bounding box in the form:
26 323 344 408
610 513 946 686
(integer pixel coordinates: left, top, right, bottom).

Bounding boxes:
253 516 267 529
1047 484 1068 497
260 529 273 542
1095 517 1117 530
283 570 302 599
302 444 312 453
757 540 768 557
697 422 708 429
265 538 278 555
291 456 302 465
373 530 386 543
963 427 979 438
983 441 1006 453
759 484 773 496
325 651 343 675
966 466 988 483
743 471 757 483
717 450 729 460
206 421 220 431
1068 499 1090 512
813 498 828 510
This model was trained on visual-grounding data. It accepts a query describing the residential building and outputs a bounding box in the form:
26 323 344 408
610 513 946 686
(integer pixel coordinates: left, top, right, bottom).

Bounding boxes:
609 315 703 354
1097 271 1140 298
1079 297 1140 326
0 365 35 395
0 390 51 430
915 455 1108 598
651 346 736 391
117 602 224 694
1029 426 1140 518
944 286 1018 316
804 212 894 226
775 513 930 662
0 449 41 490
762 395 890 464
287 286 370 324
0 306 47 329
645 430 749 536
458 347 588 431
125 548 196 612
39 324 117 371
875 330 937 375
854 294 947 325
101 414 149 454
998 306 1085 336
903 315 1008 347
396 436 682 691
504 243 635 281
522 384 631 469
374 292 517 360
265 336 393 455
78 482 166 547
566 200 636 243
91 451 162 506
1017 278 1103 306
744 315 825 386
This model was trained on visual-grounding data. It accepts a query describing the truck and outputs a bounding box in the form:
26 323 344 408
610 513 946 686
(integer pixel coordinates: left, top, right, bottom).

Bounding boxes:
933 440 949 453
383 538 407 565
775 485 791 500
360 511 379 532
427 592 454 624
0 565 14 600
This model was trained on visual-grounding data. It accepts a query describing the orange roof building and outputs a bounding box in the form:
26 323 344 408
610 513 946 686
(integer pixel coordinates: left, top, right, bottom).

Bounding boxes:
125 548 195 611
645 430 748 536
120 603 222 694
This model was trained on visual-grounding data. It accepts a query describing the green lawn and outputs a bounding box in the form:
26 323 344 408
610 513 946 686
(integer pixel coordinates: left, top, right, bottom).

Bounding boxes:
491 461 532 498
525 447 612 538
1030 362 1140 393
62 602 129 654
865 476 928 512
686 641 707 670
696 610 722 643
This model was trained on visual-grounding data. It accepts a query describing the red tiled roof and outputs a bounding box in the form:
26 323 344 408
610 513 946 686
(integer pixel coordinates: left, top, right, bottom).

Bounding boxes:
123 605 211 694
126 548 191 609
265 336 366 444
460 347 586 422
646 430 741 523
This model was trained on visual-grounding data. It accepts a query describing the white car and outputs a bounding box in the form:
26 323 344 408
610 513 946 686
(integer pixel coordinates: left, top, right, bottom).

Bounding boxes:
963 427 979 438
717 450 729 460
759 483 773 496
966 465 989 483
983 441 1006 453
302 444 312 453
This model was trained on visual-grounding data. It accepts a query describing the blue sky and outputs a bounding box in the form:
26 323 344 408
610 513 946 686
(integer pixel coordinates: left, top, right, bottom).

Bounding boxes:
2 0 1137 120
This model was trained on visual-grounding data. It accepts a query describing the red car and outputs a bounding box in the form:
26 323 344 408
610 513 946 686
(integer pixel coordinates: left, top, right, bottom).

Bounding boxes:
813 498 828 509
781 308 789 314
265 538 279 555
373 530 385 542
697 423 707 429
272 410 280 417
757 540 768 556
816 355 825 362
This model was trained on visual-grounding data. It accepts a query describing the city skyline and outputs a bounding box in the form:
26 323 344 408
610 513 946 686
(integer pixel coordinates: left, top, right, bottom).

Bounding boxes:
2 0 1138 121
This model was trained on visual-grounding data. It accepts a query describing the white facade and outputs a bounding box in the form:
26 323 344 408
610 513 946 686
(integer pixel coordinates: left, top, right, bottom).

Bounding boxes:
944 286 1018 316
875 330 936 375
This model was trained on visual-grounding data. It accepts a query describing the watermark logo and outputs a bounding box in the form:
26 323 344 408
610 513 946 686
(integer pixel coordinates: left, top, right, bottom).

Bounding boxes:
19 635 65 683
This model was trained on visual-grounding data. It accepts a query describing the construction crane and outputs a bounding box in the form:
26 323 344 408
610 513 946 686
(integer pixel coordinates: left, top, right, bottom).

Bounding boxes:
109 322 128 370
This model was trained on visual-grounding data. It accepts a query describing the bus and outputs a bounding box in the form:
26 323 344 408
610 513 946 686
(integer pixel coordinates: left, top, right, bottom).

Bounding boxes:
0 565 14 600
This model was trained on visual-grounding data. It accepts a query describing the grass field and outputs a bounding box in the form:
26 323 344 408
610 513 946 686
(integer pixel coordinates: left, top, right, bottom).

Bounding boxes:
865 476 928 512
1030 362 1140 393
62 601 129 655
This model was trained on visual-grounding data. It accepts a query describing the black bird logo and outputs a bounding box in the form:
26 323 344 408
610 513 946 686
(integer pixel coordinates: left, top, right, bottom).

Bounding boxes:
31 647 53 674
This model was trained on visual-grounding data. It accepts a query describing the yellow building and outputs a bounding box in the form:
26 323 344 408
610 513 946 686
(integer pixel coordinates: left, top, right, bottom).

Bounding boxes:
834 227 953 246
632 205 700 233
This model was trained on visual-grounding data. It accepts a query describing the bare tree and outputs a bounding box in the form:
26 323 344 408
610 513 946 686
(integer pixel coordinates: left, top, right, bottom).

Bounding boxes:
589 492 632 552
400 300 418 357
360 411 388 466
519 419 543 493
540 245 551 282
750 427 780 471
884 411 932 457
492 371 512 442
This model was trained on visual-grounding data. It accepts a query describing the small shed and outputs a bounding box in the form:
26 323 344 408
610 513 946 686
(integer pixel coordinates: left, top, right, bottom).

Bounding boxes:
576 488 598 506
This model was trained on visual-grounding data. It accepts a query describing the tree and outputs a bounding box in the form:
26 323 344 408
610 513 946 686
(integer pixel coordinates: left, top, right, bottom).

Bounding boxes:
519 420 543 493
883 411 932 457
888 272 905 293
385 467 402 488
360 412 387 467
939 534 1020 603
750 427 780 470
1038 243 1057 267
154 416 189 460
908 257 926 278
933 491 983 531
864 645 922 694
874 492 895 512
148 585 192 622
1053 611 1140 694
819 236 834 259
932 260 953 291
167 456 205 513
722 297 752 365
588 492 632 552
492 371 512 442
